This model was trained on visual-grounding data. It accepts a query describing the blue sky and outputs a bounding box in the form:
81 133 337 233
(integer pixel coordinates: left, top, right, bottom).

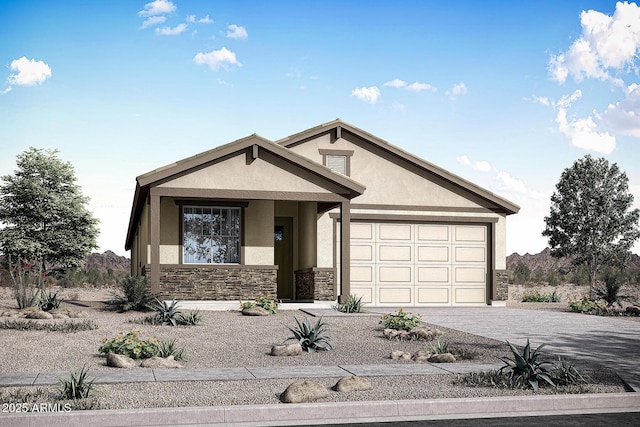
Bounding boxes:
1 0 639 256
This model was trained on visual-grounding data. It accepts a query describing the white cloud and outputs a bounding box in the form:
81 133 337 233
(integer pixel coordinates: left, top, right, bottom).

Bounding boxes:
530 95 550 106
139 0 176 17
194 47 242 71
549 1 640 85
155 23 187 36
383 78 407 88
555 108 616 154
7 56 52 86
187 14 213 24
446 82 467 100
391 101 406 111
141 15 166 28
351 86 381 104
227 24 248 40
556 89 582 108
473 160 493 173
406 82 436 92
0 86 12 95
496 171 527 195
603 83 640 137
456 155 471 166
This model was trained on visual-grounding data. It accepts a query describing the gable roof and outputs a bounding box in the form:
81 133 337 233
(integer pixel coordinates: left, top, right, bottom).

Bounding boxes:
276 119 520 215
125 134 365 250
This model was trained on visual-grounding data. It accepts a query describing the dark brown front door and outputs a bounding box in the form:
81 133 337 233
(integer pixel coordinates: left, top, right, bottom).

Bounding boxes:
274 217 294 300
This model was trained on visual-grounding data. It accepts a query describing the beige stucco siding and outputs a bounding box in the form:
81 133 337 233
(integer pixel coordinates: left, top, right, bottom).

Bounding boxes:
157 150 347 196
317 213 333 268
244 200 275 265
289 134 489 209
494 214 507 269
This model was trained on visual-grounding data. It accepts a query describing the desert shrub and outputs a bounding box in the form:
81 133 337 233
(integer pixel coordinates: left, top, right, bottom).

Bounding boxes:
6 257 43 309
454 370 512 388
239 301 255 309
551 358 590 386
149 298 182 326
498 339 555 391
521 289 561 303
181 310 202 326
98 330 158 359
0 319 97 332
428 339 450 354
379 308 423 331
155 338 186 361
58 366 95 400
287 316 332 352
254 295 279 314
110 276 154 311
38 290 64 311
334 294 366 313
594 268 627 305
512 262 531 284
568 296 607 313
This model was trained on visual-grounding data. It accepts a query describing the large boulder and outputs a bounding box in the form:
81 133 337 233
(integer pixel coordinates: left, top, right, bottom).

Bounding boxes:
428 353 456 363
242 306 269 316
140 355 182 369
333 376 372 392
271 343 303 356
106 352 139 368
25 310 53 320
383 328 409 340
280 380 329 403
411 349 432 363
390 350 411 360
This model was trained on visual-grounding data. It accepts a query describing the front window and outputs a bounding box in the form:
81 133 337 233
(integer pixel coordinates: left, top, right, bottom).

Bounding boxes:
183 206 240 263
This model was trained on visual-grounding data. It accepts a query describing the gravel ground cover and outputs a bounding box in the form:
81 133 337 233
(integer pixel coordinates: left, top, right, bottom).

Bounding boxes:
0 286 629 409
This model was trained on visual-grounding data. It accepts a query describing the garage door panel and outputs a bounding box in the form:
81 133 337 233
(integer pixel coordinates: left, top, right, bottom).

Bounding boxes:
455 226 486 242
455 267 486 283
352 287 373 304
351 266 374 283
454 287 485 304
454 247 486 263
417 246 449 263
352 223 374 240
379 287 412 304
417 225 449 242
379 245 412 262
351 245 373 261
417 267 449 283
379 266 411 282
417 287 449 304
379 224 412 241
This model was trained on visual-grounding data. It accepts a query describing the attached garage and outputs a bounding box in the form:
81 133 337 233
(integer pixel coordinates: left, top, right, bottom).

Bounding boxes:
346 221 490 306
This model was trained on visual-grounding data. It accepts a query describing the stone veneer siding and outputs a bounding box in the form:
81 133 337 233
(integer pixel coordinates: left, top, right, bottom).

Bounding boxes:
493 269 509 301
144 265 277 300
294 268 335 301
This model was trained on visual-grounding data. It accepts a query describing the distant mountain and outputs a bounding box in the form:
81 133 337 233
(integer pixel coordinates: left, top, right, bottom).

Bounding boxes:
507 248 640 273
84 250 130 274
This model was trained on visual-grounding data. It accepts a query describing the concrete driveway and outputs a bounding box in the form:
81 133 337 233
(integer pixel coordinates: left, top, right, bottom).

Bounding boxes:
402 307 640 392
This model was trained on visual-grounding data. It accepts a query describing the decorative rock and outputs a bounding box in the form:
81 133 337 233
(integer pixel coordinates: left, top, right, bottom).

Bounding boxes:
106 352 139 368
428 352 456 363
626 306 640 315
242 306 269 316
333 376 372 392
409 327 443 340
25 310 53 320
280 380 329 403
140 355 182 369
52 313 70 319
271 343 303 356
390 350 411 360
68 310 89 318
411 349 432 363
383 328 410 340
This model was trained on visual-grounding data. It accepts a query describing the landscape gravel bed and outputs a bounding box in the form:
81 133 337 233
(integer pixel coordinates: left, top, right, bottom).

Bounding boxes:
0 287 630 410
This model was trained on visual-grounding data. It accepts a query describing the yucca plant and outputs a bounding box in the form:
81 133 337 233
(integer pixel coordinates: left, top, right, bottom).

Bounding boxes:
428 338 450 355
287 316 332 352
181 310 202 326
38 290 64 311
58 366 95 400
155 339 186 361
334 294 366 313
498 338 555 391
150 298 183 326
552 358 590 386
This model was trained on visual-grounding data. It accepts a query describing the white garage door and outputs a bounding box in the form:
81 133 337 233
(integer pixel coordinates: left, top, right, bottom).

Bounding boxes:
347 222 488 306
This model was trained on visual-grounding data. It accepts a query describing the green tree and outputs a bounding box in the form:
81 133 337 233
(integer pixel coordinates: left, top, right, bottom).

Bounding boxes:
542 155 640 298
0 148 99 274
513 262 531 284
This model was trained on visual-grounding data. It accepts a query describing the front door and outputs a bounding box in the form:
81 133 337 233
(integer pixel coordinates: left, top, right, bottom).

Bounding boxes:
274 217 294 300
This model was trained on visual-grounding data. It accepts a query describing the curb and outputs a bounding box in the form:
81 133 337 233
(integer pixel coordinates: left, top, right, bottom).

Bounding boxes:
3 392 639 427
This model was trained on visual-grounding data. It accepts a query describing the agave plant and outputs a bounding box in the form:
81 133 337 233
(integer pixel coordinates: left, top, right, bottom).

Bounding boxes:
287 316 333 352
498 338 555 391
334 294 366 313
150 298 183 326
58 366 95 400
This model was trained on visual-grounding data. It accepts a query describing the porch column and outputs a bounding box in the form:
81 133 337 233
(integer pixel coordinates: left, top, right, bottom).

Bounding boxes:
149 191 161 294
339 199 351 303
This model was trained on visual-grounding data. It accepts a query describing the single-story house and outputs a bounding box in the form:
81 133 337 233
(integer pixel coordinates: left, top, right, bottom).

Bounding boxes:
125 119 519 307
